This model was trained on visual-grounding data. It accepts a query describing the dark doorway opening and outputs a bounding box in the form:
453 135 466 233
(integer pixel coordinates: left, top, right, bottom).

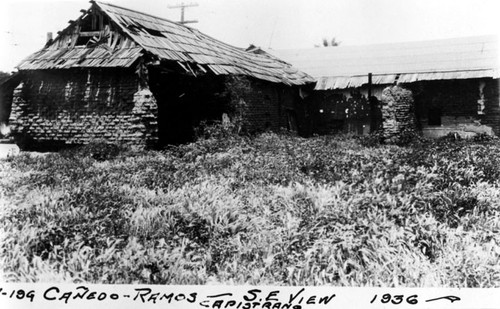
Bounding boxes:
428 107 442 126
369 96 382 132
286 109 298 132
148 69 228 145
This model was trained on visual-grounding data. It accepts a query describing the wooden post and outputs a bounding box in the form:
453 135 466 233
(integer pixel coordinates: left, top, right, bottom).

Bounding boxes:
368 73 372 98
368 73 377 133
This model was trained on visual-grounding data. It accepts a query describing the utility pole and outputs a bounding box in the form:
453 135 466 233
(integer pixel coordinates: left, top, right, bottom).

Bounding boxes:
168 2 198 25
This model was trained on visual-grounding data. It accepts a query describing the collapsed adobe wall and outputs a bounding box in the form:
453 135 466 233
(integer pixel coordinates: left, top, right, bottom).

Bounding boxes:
381 85 417 143
9 69 158 148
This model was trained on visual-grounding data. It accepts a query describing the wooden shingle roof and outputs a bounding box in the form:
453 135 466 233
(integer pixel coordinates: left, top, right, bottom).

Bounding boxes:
16 1 313 86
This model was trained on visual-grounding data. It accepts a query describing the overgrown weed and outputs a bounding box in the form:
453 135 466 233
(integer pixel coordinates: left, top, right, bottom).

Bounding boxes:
1 131 499 286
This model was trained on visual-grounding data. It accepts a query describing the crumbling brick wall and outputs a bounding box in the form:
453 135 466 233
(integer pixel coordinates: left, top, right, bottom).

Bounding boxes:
381 85 417 143
9 69 158 148
242 79 283 132
226 76 301 134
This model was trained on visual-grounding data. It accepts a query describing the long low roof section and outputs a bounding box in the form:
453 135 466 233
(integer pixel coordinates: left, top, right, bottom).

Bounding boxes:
268 35 499 90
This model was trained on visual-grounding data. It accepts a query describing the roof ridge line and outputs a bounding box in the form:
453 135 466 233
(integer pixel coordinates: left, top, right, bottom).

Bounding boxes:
92 1 295 63
92 0 198 31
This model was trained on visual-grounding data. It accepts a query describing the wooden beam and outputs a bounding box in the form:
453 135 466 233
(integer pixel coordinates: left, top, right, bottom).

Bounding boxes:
99 12 104 30
79 31 102 37
92 12 96 30
368 73 372 98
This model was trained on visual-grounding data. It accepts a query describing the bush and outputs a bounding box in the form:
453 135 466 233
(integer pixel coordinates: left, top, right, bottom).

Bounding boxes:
62 140 123 161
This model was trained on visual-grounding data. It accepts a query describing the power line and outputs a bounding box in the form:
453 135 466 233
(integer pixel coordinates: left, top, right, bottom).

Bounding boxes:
167 2 198 25
268 19 278 49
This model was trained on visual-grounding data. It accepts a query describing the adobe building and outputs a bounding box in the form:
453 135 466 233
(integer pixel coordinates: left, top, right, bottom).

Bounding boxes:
269 36 500 138
4 1 313 148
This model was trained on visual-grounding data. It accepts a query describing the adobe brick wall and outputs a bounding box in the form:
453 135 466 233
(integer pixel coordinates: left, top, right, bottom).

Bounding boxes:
304 79 500 138
408 78 500 136
409 80 479 126
231 77 301 133
381 85 417 143
9 69 158 147
242 79 281 132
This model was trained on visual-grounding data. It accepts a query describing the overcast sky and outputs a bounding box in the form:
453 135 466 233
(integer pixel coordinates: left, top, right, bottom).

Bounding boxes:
1 0 499 72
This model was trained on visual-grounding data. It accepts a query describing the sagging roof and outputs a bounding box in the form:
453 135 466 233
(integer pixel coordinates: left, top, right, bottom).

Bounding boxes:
267 35 500 90
16 1 313 86
18 47 143 70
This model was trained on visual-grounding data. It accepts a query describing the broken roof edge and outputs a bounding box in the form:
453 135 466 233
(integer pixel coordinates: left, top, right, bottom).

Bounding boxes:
92 1 314 86
315 69 499 90
92 1 199 31
15 46 145 71
48 2 105 49
0 72 23 89
15 1 313 86
94 1 261 58
14 1 143 69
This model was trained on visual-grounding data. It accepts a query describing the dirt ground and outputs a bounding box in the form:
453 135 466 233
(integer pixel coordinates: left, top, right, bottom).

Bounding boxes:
0 143 19 159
